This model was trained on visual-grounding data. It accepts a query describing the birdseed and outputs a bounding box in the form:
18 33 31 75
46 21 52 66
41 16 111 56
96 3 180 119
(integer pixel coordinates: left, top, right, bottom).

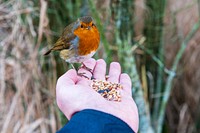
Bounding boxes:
91 79 123 102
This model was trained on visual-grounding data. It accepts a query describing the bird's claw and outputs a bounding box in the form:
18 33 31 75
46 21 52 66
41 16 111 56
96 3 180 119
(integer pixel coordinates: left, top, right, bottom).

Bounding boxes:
78 63 95 80
77 72 90 79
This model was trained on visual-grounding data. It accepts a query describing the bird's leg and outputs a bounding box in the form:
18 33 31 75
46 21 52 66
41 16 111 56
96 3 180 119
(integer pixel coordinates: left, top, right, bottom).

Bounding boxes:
78 63 95 79
70 63 76 70
69 63 91 79
70 63 89 79
80 63 93 74
77 73 90 79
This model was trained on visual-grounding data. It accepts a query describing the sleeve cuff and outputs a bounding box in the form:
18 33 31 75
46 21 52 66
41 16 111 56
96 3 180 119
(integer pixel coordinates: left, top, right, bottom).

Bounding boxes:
57 109 135 133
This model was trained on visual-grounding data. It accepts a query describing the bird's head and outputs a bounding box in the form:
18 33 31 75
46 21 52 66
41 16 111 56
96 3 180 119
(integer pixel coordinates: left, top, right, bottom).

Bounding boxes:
73 16 99 38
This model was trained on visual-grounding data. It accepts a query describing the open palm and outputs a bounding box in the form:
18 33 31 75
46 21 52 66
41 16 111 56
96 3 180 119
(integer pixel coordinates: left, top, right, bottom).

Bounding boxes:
56 58 139 132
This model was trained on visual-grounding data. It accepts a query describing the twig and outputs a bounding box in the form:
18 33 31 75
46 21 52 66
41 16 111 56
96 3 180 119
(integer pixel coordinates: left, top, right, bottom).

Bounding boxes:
156 20 200 133
50 106 56 133
0 7 38 20
19 118 45 133
1 92 20 133
0 44 8 106
136 42 171 74
32 0 48 62
198 0 200 17
153 0 167 124
35 0 48 53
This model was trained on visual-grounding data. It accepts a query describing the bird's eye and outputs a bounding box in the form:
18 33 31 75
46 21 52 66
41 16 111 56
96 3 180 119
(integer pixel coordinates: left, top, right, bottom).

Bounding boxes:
80 25 84 28
92 23 95 27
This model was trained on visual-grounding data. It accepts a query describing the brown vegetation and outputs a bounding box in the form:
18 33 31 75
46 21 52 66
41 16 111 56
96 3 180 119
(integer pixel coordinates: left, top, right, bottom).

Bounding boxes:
0 0 200 133
165 0 200 132
0 0 60 132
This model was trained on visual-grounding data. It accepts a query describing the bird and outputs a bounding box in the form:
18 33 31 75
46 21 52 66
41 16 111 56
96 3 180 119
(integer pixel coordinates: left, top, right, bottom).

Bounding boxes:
44 16 100 77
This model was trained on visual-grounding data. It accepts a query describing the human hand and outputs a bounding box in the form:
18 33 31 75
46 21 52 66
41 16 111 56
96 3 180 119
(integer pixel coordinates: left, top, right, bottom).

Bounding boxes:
56 58 139 132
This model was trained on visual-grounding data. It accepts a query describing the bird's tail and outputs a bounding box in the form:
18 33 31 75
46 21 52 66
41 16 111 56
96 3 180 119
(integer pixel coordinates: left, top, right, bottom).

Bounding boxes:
44 49 52 55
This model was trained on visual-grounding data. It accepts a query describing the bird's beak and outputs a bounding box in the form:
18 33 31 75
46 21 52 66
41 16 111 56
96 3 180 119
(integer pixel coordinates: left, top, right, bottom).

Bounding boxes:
86 26 91 30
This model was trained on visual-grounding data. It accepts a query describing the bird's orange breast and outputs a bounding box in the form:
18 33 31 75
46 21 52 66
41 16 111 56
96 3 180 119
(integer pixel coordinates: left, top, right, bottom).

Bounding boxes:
73 26 100 56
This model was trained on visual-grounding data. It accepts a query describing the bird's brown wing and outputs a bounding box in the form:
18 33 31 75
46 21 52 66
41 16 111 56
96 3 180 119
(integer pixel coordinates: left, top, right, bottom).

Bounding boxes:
44 21 77 55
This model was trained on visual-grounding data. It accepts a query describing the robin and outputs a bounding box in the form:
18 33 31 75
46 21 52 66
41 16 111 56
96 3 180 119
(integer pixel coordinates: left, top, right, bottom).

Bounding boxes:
44 16 100 76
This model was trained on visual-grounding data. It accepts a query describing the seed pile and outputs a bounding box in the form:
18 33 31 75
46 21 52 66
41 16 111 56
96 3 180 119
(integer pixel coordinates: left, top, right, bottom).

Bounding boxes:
91 79 123 102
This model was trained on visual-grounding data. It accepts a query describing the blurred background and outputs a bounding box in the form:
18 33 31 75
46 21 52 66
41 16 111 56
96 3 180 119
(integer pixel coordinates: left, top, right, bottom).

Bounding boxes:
0 0 200 133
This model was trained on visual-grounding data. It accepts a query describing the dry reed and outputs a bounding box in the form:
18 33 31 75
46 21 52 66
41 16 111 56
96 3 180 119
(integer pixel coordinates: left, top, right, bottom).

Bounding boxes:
0 0 60 132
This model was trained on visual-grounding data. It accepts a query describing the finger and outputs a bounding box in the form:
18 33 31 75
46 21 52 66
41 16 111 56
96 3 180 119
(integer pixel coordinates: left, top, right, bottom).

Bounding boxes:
56 69 78 119
56 69 77 88
78 58 96 79
93 59 106 80
56 69 78 99
119 73 132 96
107 62 121 83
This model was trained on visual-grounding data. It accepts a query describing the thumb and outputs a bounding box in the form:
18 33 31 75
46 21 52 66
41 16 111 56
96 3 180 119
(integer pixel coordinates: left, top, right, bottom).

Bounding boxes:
56 69 78 89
